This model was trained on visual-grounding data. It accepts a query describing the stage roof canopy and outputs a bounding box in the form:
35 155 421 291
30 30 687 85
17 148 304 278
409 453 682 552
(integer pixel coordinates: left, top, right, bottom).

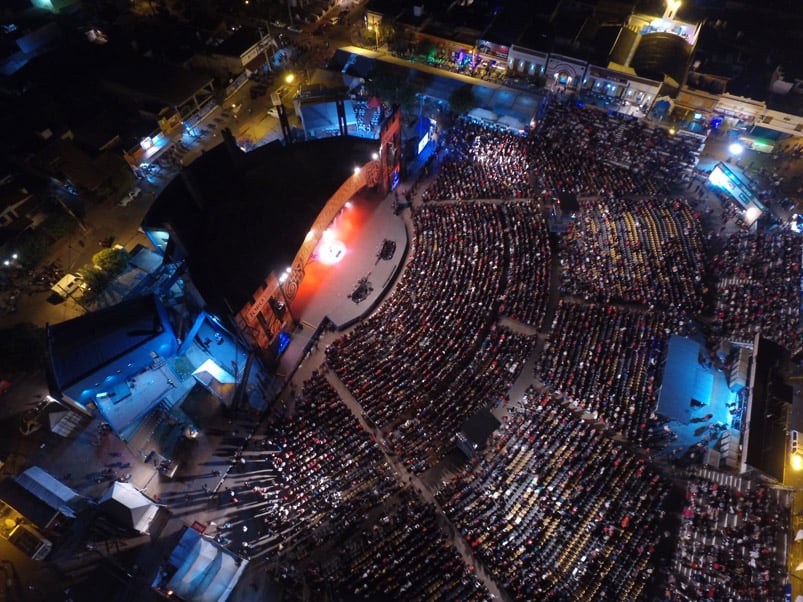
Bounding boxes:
746 337 790 481
142 135 377 316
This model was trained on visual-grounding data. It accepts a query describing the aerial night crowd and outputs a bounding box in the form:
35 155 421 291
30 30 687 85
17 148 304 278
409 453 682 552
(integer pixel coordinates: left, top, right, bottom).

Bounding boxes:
247 98 797 601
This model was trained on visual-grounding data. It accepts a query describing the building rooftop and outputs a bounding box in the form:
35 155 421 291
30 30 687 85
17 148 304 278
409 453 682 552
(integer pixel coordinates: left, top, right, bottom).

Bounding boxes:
142 134 378 316
210 28 261 58
47 294 169 394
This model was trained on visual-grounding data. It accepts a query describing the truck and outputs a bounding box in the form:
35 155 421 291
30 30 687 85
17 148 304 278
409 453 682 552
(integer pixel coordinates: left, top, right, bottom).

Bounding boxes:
51 273 83 298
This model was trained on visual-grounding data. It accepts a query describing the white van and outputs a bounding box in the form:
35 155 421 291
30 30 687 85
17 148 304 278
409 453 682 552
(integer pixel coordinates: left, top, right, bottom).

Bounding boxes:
51 273 83 298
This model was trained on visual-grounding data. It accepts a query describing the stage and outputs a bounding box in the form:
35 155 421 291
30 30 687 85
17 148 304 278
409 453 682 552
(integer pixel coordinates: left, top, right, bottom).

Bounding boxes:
655 335 738 459
275 190 408 380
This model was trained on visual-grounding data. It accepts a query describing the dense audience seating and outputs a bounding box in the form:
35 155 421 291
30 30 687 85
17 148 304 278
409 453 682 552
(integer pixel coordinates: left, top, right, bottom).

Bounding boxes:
712 230 803 352
668 476 788 601
321 488 492 601
526 102 700 197
251 374 399 555
423 119 535 201
260 96 795 601
436 388 670 601
537 301 672 443
327 202 547 472
561 197 706 311
499 202 552 327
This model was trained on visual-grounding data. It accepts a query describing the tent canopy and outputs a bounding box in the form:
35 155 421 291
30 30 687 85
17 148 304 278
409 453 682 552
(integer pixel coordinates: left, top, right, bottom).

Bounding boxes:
166 528 248 602
15 466 82 518
98 481 158 534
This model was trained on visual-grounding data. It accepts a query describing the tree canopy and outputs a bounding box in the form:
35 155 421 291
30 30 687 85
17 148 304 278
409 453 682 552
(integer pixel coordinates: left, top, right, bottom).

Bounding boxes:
92 247 130 275
448 84 475 115
365 72 417 114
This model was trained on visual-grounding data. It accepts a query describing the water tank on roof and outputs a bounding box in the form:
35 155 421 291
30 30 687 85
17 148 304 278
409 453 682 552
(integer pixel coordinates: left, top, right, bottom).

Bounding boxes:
413 5 424 17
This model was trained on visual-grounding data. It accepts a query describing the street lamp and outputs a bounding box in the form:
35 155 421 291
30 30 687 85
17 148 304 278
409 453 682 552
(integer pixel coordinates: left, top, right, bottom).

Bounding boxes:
277 269 296 326
367 25 379 50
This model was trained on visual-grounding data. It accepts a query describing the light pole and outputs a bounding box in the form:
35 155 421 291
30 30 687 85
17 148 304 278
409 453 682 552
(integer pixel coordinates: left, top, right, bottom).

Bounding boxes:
368 25 379 51
258 23 273 73
278 269 296 326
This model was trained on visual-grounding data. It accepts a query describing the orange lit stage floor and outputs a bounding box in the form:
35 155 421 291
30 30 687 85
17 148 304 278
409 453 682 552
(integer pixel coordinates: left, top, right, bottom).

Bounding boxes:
277 191 408 373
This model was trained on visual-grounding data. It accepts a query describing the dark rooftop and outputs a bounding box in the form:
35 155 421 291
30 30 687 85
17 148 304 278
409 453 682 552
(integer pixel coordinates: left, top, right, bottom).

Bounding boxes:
211 28 261 57
142 135 378 315
99 51 213 107
0 479 57 530
516 18 554 54
746 337 790 482
47 295 168 393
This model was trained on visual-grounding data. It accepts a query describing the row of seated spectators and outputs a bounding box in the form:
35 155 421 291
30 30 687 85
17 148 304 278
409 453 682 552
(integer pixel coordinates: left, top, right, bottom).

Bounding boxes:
499 202 552 327
327 202 548 472
525 101 700 197
421 101 699 209
436 387 671 601
251 373 399 556
316 488 492 601
423 118 535 201
667 475 788 601
537 301 674 444
712 230 803 354
561 196 706 311
385 324 533 473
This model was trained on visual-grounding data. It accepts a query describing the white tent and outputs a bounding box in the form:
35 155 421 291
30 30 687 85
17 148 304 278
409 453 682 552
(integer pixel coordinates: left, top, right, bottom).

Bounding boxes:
165 528 248 602
496 114 526 132
98 481 159 534
15 466 82 518
468 107 498 124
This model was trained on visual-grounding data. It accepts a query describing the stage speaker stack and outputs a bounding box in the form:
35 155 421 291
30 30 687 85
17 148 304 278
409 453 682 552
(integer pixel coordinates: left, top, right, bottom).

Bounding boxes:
726 348 750 391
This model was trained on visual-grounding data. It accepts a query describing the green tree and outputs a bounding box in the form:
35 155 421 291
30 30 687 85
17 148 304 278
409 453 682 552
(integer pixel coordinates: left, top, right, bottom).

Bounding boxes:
365 72 417 114
92 247 130 275
448 84 475 115
78 265 112 295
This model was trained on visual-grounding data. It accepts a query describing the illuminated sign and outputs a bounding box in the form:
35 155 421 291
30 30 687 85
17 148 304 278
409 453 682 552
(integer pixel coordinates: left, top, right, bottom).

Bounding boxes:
708 162 766 225
417 130 430 155
477 41 510 60
246 281 275 321
738 136 774 154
